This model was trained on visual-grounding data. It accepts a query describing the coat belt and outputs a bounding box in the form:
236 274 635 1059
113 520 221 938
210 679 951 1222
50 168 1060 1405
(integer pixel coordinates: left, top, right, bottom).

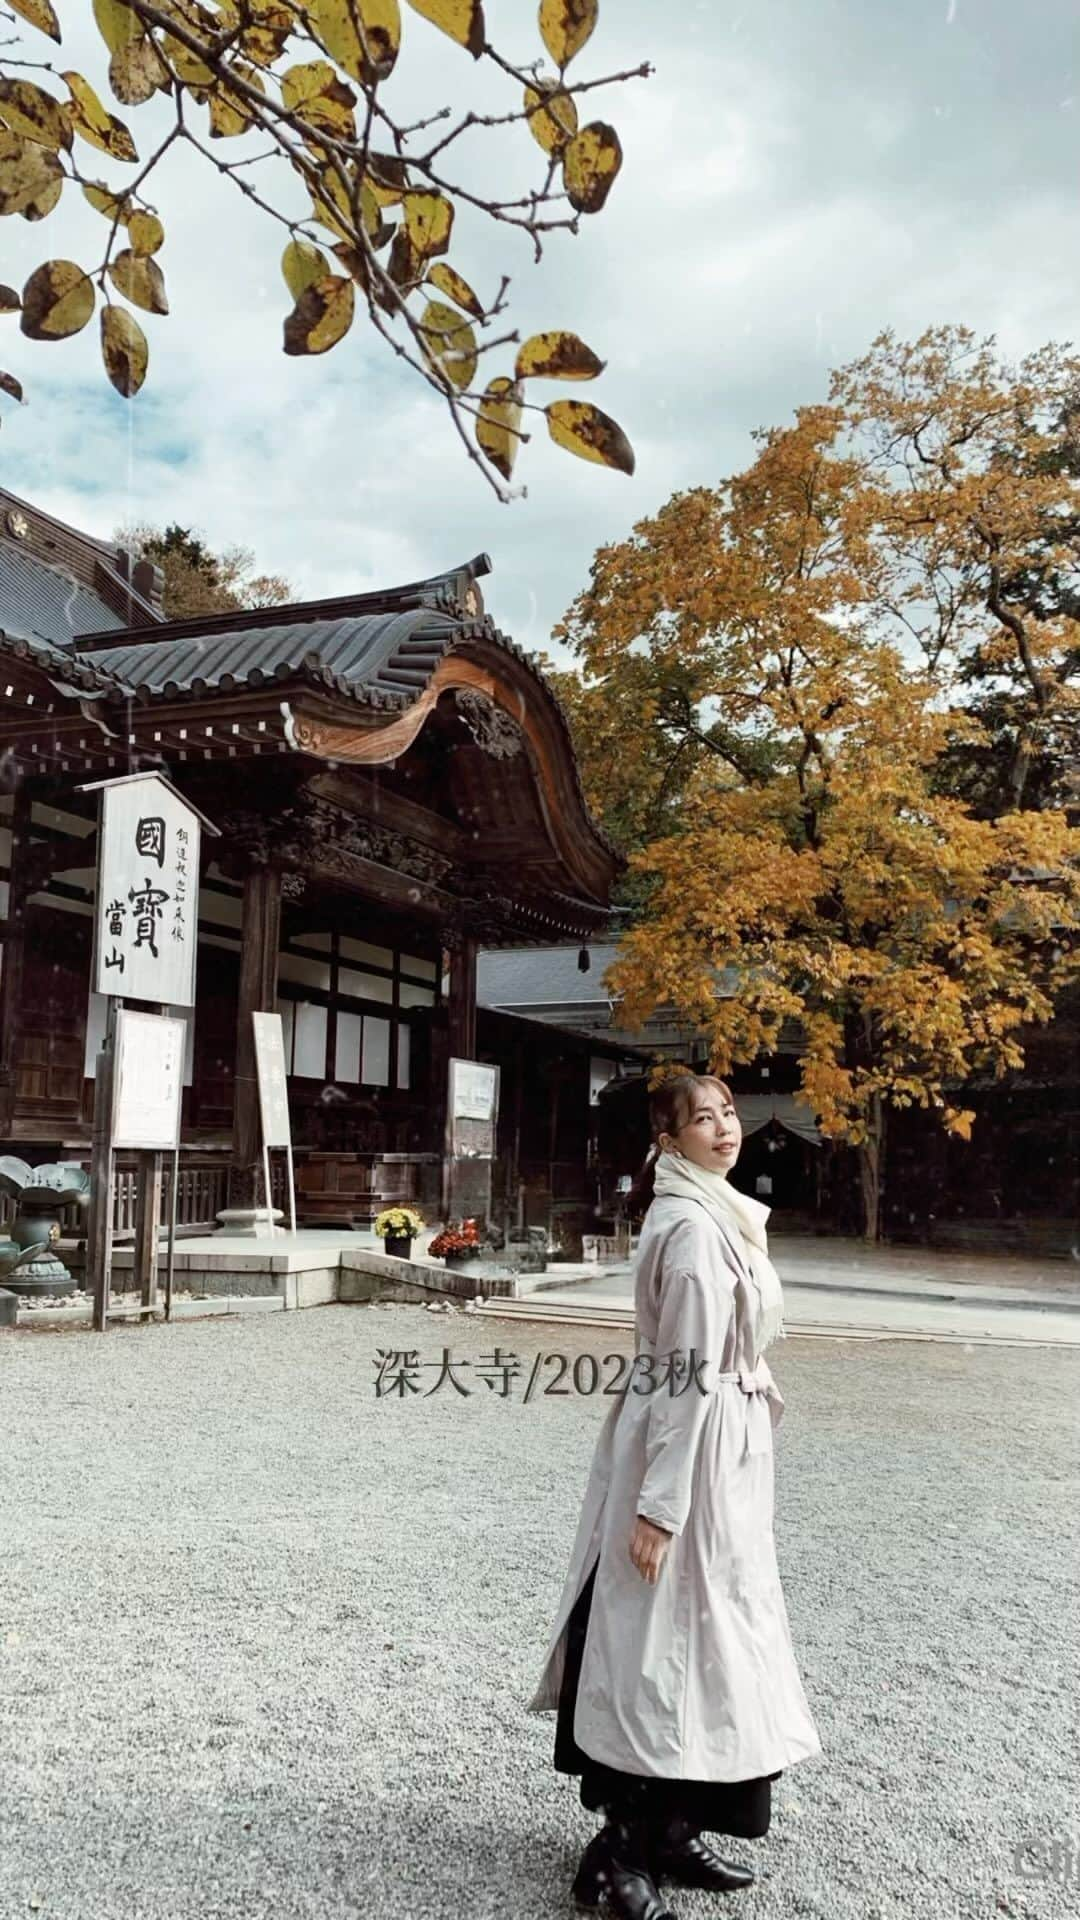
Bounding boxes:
715 1364 767 1393
712 1363 784 1454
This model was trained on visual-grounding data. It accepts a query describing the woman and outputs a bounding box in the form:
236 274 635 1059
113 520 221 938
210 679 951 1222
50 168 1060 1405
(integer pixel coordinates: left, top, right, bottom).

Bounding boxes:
528 1074 821 1920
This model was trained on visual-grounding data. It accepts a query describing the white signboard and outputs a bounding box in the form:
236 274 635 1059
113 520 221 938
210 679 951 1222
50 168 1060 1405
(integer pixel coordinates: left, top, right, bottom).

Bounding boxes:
451 1059 498 1122
252 1012 292 1149
92 775 201 1006
112 1009 186 1151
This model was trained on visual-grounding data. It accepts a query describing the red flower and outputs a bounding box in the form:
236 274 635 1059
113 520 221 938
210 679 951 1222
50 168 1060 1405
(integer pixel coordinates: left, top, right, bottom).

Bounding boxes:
429 1220 481 1257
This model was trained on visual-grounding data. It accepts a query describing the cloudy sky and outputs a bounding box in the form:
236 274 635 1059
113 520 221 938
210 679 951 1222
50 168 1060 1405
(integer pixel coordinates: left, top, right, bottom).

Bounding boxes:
1 0 1077 662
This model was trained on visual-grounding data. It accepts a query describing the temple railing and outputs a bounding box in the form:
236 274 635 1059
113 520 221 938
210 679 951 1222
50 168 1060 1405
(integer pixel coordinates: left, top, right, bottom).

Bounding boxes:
2 1149 439 1242
110 1156 232 1239
0 1155 234 1240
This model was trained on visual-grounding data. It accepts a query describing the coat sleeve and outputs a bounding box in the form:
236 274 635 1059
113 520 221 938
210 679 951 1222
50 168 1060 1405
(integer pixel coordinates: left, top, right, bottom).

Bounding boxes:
634 1240 736 1537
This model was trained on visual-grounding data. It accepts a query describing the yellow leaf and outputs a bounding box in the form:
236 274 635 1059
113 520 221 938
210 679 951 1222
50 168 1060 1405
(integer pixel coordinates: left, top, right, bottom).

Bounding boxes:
18 164 62 220
0 80 73 152
330 239 394 308
161 34 214 86
126 208 164 255
418 298 477 390
108 248 169 314
404 0 484 56
403 190 453 259
281 237 331 301
108 36 171 105
386 228 424 293
156 0 216 87
476 376 523 481
515 330 604 381
305 162 381 243
545 398 634 473
62 71 139 162
92 0 141 54
562 120 622 213
232 0 293 63
281 61 356 139
364 151 408 205
0 369 25 402
308 178 351 242
281 59 339 106
83 178 133 221
523 78 577 154
358 178 386 242
307 0 401 84
282 273 356 354
19 259 95 340
539 0 597 68
208 63 265 138
426 261 483 319
100 302 148 394
6 0 62 44
0 131 63 216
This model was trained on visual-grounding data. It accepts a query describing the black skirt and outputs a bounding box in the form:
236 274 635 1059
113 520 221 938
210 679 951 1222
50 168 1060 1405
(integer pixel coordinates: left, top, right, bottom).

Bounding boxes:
554 1560 780 1840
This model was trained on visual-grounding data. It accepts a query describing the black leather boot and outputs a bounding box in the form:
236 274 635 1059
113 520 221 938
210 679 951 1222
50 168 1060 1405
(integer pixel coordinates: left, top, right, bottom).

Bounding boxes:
571 1824 614 1909
603 1806 679 1920
651 1812 755 1892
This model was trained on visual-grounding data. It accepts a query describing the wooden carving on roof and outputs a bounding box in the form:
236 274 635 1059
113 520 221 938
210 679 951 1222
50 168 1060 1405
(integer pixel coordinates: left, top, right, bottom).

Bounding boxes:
453 688 523 759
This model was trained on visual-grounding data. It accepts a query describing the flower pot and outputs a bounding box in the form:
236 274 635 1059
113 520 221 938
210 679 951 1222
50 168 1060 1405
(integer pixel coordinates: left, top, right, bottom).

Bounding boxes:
443 1249 475 1270
384 1236 412 1259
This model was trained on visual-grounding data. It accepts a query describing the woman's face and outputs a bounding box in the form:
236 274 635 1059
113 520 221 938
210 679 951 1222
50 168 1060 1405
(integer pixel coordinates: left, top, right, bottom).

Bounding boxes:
662 1085 742 1175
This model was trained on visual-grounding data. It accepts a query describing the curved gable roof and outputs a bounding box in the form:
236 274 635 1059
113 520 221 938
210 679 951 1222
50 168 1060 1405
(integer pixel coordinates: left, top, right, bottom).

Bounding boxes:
72 560 622 872
85 606 459 707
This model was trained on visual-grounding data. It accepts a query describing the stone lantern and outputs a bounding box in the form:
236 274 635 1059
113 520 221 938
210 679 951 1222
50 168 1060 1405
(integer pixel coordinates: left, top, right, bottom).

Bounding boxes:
0 1159 92 1297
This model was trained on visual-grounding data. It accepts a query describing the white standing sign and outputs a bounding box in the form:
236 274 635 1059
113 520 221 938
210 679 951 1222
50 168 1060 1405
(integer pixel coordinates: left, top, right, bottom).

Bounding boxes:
112 1009 186 1151
90 774 203 1006
452 1059 498 1122
253 1012 292 1148
251 1012 297 1239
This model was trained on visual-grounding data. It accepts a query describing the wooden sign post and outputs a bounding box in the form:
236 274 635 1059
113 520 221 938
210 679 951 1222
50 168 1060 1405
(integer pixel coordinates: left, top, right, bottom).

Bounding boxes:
113 1007 185 1320
78 773 218 1330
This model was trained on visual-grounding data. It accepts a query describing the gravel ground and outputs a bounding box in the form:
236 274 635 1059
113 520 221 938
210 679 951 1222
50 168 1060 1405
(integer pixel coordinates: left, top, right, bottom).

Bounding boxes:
1 1303 1077 1920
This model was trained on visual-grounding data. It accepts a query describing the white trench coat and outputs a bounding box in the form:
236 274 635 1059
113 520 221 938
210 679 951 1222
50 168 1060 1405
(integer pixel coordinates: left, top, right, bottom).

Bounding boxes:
527 1194 822 1782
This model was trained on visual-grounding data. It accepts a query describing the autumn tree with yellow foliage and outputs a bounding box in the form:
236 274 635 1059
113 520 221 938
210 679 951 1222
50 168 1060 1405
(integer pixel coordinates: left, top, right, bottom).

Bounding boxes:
556 329 1080 1238
0 0 641 495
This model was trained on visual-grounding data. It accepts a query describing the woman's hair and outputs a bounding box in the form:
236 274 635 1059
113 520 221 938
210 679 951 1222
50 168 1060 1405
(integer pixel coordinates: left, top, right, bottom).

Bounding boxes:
623 1072 735 1217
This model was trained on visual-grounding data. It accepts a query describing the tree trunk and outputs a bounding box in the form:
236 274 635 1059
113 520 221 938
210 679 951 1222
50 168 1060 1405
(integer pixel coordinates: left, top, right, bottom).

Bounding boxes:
845 1008 887 1242
857 1091 886 1242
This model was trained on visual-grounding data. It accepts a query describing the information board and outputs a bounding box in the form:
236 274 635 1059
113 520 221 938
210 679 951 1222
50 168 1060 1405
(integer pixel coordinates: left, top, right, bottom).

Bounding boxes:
252 1012 292 1149
112 1008 186 1151
447 1058 499 1161
451 1059 498 1123
90 774 203 1006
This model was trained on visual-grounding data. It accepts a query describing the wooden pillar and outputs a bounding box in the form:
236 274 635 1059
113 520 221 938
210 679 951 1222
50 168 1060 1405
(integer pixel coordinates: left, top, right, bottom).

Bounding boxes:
230 865 281 1208
0 783 32 1138
448 935 477 1061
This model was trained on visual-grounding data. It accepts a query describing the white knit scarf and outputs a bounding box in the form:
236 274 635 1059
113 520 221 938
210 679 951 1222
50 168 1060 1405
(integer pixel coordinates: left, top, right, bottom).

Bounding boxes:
652 1148 786 1354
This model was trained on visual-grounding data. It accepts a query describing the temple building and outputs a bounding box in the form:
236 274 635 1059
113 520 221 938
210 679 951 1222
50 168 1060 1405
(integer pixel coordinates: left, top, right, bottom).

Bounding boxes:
0 487 625 1248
